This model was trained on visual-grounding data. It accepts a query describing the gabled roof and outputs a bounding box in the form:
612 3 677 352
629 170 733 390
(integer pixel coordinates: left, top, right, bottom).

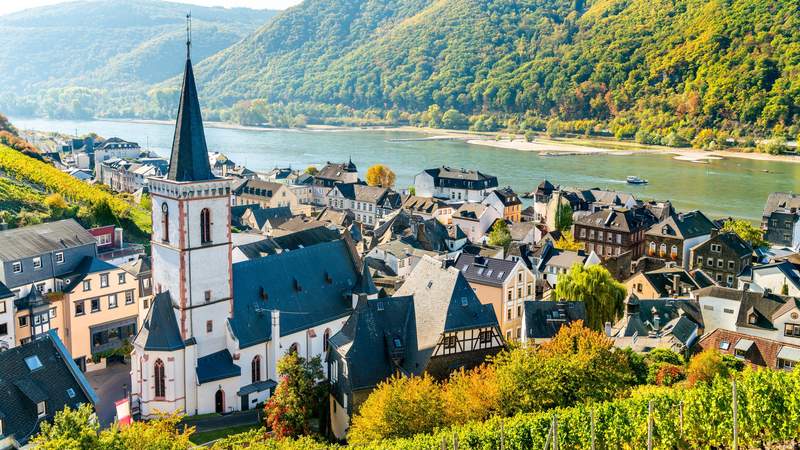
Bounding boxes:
316 161 357 181
0 331 95 446
424 167 498 189
354 262 378 296
196 350 241 384
402 196 449 214
229 240 358 348
331 183 391 204
235 179 284 198
453 253 520 287
454 202 488 221
248 206 293 230
751 260 800 291
15 285 49 310
59 256 117 293
694 286 789 330
523 301 586 339
119 256 151 277
0 280 13 299
134 292 185 352
0 219 96 262
488 187 522 207
640 267 702 297
694 232 752 258
646 211 717 239
575 208 645 232
167 57 214 182
763 192 800 217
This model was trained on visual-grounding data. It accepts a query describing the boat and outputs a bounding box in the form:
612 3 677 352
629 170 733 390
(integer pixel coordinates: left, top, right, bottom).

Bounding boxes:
626 175 648 185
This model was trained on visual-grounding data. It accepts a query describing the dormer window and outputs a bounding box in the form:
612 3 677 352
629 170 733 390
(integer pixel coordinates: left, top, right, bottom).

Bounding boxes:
36 401 46 418
748 313 757 325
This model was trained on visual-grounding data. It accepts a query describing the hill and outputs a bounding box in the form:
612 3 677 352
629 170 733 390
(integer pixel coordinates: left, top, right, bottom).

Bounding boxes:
193 0 800 140
0 0 276 118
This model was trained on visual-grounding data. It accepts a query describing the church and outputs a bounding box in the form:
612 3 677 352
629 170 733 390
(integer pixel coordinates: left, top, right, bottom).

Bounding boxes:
129 36 372 418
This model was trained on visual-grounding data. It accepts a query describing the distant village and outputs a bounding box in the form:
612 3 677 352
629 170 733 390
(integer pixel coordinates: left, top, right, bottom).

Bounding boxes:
3 46 800 449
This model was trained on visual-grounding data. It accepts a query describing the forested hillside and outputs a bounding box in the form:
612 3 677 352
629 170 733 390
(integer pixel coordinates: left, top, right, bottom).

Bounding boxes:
0 0 276 118
196 0 800 140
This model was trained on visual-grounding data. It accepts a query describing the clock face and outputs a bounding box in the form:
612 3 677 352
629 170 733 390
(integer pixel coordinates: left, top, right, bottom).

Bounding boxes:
161 202 169 213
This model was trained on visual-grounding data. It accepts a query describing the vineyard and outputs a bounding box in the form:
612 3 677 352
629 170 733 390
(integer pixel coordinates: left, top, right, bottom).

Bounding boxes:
0 144 151 237
0 176 45 212
212 368 800 450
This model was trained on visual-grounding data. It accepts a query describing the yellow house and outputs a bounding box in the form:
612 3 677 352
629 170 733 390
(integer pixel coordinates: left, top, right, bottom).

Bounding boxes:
624 268 702 300
59 257 142 371
482 187 523 223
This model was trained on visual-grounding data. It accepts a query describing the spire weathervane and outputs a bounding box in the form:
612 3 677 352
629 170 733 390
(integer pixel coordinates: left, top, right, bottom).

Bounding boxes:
186 12 192 59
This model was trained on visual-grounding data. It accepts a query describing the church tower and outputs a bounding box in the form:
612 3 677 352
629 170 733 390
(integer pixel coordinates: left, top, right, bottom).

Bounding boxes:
147 20 232 357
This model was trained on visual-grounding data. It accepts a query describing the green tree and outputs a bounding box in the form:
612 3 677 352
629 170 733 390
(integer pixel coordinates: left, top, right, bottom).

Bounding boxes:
45 192 69 219
721 218 767 248
264 352 324 438
488 220 512 248
554 202 573 232
441 109 468 129
304 165 319 176
686 349 730 386
553 264 626 330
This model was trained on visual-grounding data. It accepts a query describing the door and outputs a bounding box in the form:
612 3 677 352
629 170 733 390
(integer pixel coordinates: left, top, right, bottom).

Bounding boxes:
241 394 249 411
215 389 224 414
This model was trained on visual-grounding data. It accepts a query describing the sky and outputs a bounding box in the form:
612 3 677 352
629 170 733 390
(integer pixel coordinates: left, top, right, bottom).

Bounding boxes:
0 0 303 17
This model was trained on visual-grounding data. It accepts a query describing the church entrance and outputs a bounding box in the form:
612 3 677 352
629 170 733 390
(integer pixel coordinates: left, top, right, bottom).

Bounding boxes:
215 389 225 414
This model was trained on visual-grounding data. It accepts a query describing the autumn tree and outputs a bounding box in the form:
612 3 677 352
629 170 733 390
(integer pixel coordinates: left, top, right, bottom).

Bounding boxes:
686 349 730 386
442 365 500 424
365 164 396 188
721 218 767 248
554 230 583 251
553 264 626 330
264 352 324 438
45 192 70 219
488 220 512 248
304 165 319 176
349 374 444 444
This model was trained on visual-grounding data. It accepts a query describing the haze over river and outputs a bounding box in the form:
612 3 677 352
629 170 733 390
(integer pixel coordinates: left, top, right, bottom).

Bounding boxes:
12 117 800 222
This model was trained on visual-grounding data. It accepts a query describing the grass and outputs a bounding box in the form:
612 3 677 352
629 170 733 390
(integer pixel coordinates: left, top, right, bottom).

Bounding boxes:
189 424 263 445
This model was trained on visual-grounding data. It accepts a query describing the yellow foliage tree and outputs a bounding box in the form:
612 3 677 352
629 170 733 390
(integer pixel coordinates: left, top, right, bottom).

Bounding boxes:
442 364 500 424
554 230 583 251
365 164 396 188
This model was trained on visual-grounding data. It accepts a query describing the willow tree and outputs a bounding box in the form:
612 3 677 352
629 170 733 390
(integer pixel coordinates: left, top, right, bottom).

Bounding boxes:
553 264 626 330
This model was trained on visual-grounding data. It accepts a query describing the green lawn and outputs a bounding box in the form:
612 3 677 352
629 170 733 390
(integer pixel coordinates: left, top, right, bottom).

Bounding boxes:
189 424 263 445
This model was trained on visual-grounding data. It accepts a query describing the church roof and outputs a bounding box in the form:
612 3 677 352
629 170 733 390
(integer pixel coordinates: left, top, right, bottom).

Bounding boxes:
167 57 214 182
354 261 378 296
196 349 240 384
135 292 185 351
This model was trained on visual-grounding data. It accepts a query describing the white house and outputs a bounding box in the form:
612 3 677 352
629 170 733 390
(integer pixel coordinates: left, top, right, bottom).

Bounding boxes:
413 167 498 203
450 202 503 243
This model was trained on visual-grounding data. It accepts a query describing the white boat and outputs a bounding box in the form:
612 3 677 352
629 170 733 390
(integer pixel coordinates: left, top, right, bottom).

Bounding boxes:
626 175 648 185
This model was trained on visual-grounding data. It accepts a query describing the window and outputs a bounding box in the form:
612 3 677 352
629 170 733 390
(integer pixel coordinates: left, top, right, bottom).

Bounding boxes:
479 330 493 344
0 323 6 336
200 208 211 244
32 257 42 270
716 259 723 268
83 280 91 292
707 258 713 267
12 261 21 274
96 234 112 246
517 305 522 318
442 335 458 349
0 301 4 314
108 294 118 309
517 287 522 298
154 359 166 398
507 290 512 301
91 298 100 313
719 340 730 350
143 298 149 309
518 272 523 283
75 301 85 316
206 320 213 333
728 261 735 270
161 203 170 242
726 275 734 286
649 242 656 254
19 316 27 327
598 231 604 241
123 290 133 305
748 314 757 325
100 274 109 288
580 228 586 238
711 244 721 253
252 355 262 383
785 323 800 337
323 328 331 352
734 348 747 359
144 278 151 289
36 401 46 418
204 290 211 302
616 234 622 244
330 360 338 382
507 308 512 320
778 358 796 371
55 252 64 264
118 273 126 284
724 308 734 314
716 274 723 282
25 355 42 371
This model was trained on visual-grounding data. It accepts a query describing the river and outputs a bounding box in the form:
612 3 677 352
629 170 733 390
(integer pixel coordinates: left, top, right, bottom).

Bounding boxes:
10 117 800 222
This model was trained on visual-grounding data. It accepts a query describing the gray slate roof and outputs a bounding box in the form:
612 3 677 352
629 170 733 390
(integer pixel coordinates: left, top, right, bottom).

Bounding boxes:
0 219 96 262
167 57 214 182
646 211 717 239
135 292 185 351
229 240 358 348
763 192 800 217
196 350 241 384
453 253 519 287
425 167 498 190
523 301 586 339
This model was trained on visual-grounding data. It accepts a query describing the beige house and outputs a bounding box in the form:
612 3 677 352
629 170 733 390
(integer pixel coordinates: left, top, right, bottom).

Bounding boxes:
58 257 142 371
452 254 536 340
233 179 303 213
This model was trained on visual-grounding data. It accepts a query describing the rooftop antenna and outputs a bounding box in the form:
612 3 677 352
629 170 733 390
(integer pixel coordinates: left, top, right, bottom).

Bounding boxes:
186 12 192 59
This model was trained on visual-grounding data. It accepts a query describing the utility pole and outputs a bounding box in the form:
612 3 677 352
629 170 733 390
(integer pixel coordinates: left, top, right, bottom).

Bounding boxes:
733 380 738 450
647 400 653 450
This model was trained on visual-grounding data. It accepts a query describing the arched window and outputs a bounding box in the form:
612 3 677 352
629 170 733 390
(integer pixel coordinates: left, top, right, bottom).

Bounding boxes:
288 343 298 355
670 245 678 258
161 203 169 242
200 208 211 244
323 328 331 353
154 359 165 398
251 355 261 383
648 242 656 255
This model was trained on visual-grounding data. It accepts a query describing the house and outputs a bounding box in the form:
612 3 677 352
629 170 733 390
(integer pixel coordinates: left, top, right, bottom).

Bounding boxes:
453 254 536 340
696 328 800 370
89 225 144 265
0 331 97 449
401 195 454 223
93 137 142 167
521 301 586 345
689 231 752 287
507 221 541 245
232 227 341 263
413 166 498 202
482 187 522 222
531 242 592 289
761 192 800 249
311 160 359 205
745 260 800 296
451 202 503 243
208 152 236 177
233 179 303 213
239 206 293 234
531 180 557 223
365 239 442 279
610 295 702 354
119 256 153 301
645 211 717 269
326 183 402 227
574 208 652 261
0 282 15 350
96 157 167 193
56 256 142 372
328 255 503 439
624 267 702 299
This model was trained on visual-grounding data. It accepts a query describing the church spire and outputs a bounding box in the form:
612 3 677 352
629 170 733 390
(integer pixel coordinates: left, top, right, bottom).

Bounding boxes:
167 12 214 182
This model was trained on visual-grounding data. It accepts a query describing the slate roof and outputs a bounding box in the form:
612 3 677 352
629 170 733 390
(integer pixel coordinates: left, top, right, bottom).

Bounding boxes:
694 286 789 330
402 196 449 215
354 261 378 296
0 280 13 299
694 232 752 258
332 183 392 204
618 297 703 340
0 219 96 262
134 292 185 351
167 57 214 182
119 256 151 277
0 331 95 446
640 267 702 297
248 206 293 229
315 208 355 227
236 179 284 198
508 221 538 241
489 187 522 207
229 240 358 348
425 167 498 190
454 203 488 220
316 161 357 181
751 261 800 291
196 350 241 384
453 253 519 287
763 192 800 217
59 256 117 293
646 211 717 239
575 208 646 232
15 285 49 310
523 301 586 339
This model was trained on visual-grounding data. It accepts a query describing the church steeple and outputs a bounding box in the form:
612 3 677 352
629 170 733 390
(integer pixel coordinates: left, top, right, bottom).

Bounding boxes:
167 13 214 182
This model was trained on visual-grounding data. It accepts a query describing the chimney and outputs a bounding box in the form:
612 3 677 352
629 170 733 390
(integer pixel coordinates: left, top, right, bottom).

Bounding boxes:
269 310 281 381
653 315 661 331
604 321 612 337
114 227 124 249
672 274 681 297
